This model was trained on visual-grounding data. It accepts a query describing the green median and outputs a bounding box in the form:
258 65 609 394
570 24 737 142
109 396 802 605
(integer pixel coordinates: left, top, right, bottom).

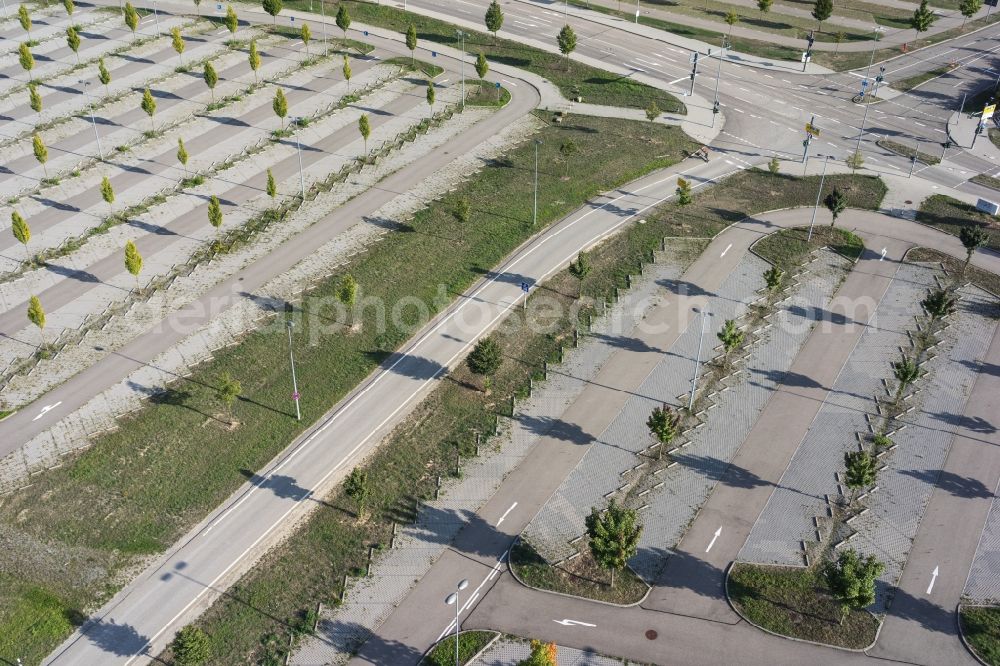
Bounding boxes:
961 605 1000 666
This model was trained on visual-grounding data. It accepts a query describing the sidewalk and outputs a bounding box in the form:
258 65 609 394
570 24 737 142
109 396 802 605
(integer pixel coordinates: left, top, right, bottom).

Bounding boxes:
948 108 1000 168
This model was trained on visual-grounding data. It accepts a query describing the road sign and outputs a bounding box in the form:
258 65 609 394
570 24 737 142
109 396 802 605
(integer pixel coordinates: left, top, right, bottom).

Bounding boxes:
861 79 869 89
984 104 997 120
496 82 501 88
520 282 530 293
805 122 820 137
431 51 437 57
292 391 300 400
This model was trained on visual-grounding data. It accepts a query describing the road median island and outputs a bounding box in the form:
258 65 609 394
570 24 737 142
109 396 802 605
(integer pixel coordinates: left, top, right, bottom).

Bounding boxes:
916 194 1000 254
875 137 941 165
960 604 1000 666
422 630 499 666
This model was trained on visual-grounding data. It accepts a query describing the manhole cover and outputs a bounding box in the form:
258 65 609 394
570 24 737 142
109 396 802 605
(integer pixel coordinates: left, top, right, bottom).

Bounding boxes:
645 629 658 640
904 200 913 204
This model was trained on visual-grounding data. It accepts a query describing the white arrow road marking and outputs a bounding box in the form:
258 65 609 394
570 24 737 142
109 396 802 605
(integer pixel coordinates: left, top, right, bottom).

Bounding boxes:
706 526 722 552
926 566 939 594
720 243 732 258
554 619 597 627
33 401 62 421
496 501 518 527
880 247 887 261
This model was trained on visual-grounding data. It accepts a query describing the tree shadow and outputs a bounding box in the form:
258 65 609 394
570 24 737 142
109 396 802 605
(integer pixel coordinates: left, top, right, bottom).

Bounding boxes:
928 410 996 434
658 277 716 299
239 468 337 508
515 413 594 446
31 195 80 212
76 617 151 657
898 468 994 499
321 620 424 665
41 261 104 284
587 331 664 354
884 584 958 637
648 547 727 603
750 367 825 389
961 359 1000 377
363 350 447 381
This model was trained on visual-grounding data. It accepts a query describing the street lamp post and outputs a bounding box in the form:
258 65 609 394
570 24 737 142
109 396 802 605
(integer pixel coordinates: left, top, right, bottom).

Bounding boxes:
853 27 883 159
445 579 470 666
636 0 640 23
151 0 159 34
294 117 305 200
807 155 829 242
80 80 103 160
320 0 328 55
456 30 466 108
286 320 301 420
533 139 542 226
711 46 724 128
688 309 711 411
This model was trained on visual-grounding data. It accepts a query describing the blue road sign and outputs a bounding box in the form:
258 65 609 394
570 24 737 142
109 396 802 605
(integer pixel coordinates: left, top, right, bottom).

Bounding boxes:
520 282 530 293
432 51 437 57
496 82 501 88
364 30 369 36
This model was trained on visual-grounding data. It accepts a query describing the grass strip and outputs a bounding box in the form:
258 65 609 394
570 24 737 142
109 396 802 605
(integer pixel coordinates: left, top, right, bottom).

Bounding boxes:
961 605 1000 666
728 562 880 649
907 247 1000 297
463 79 512 107
753 225 864 272
875 138 941 165
423 631 497 666
281 0 685 113
383 56 444 78
510 540 649 605
892 64 955 92
916 194 1000 251
971 173 1000 191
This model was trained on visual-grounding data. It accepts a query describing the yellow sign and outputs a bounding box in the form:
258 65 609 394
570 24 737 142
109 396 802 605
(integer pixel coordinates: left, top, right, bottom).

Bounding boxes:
984 104 996 120
805 123 821 137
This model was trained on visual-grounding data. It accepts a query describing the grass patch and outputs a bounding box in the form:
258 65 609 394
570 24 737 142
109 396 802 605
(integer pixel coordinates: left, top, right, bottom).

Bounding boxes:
892 64 955 92
423 631 497 666
753 225 864 272
961 605 1000 666
383 56 444 78
875 138 941 165
510 540 649 605
907 247 1000 297
972 173 1000 191
463 79 511 107
916 194 1000 251
728 562 880 649
283 0 684 113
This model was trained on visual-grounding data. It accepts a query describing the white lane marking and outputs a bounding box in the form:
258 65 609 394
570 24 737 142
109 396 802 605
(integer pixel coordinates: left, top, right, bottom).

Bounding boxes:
706 526 723 552
926 565 939 594
501 78 517 87
554 618 597 627
496 502 518 527
720 243 732 258
33 401 62 421
880 247 887 261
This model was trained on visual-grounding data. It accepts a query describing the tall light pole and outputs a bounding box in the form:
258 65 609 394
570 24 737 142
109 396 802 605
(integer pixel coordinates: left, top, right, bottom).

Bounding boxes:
151 0 159 34
853 26 883 159
807 155 829 242
636 0 640 23
711 45 724 128
286 320 301 421
456 30 466 108
320 0 328 55
688 308 711 411
533 139 542 226
294 117 305 200
445 579 470 666
80 79 103 160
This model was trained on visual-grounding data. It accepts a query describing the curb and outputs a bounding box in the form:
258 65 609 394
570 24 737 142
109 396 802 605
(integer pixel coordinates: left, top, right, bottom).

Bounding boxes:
419 629 501 666
957 603 996 666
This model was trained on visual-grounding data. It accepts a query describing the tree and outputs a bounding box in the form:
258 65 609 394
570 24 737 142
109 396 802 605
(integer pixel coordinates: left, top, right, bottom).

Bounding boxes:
824 187 846 226
647 403 680 459
912 0 936 35
338 274 357 307
262 0 281 24
812 0 832 30
248 39 261 83
141 86 156 131
676 176 692 205
454 198 471 223
833 31 846 53
485 0 504 42
823 549 884 624
170 625 210 666
959 225 989 268
557 24 577 68
645 100 661 123
476 51 489 80
19 43 34 82
467 337 502 390
559 139 577 176
425 80 435 112
757 0 773 13
569 250 590 278
717 318 744 363
585 499 642 588
844 449 877 492
18 4 31 38
846 149 864 172
266 168 277 199
301 22 311 55
207 195 223 238
358 113 371 155
28 82 42 117
725 11 739 34
342 54 352 91
406 23 417 67
27 295 46 348
171 27 185 64
891 353 920 404
100 175 115 213
203 61 218 103
764 265 783 291
66 26 81 63
64 0 74 17
921 287 956 323
193 0 201 16
124 239 143 291
768 156 780 174
344 467 370 520
517 640 557 666
11 210 31 264
336 5 351 40
177 137 189 176
124 2 139 40
960 0 982 27
225 4 238 38
215 372 241 423
273 87 288 129
98 58 111 96
32 133 47 177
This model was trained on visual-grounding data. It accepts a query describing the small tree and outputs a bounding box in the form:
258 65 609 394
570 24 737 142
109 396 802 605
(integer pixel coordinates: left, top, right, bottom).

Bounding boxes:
767 156 780 174
725 11 739 34
32 133 48 177
124 2 139 40
959 225 989 268
301 22 311 55
338 274 357 307
171 26 185 65
358 113 371 155
891 353 920 404
833 31 846 53
676 176 692 205
559 139 577 176
557 24 577 68
273 87 288 129
757 0 773 13
225 4 238 38
336 5 351 40
824 187 846 226
467 337 503 391
18 4 31 38
19 43 34 82
823 549 884 624
647 403 680 459
959 0 982 27
100 175 115 213
844 449 877 493
27 294 46 348
207 195 223 238
921 287 956 324
66 26 81 63
171 625 210 666
266 168 277 199
11 210 32 264
454 198 471 223
846 149 864 172
585 499 642 588
645 100 661 123
764 265 783 291
812 0 832 29
344 467 371 520
248 39 261 83
912 0 936 36
203 62 218 103
569 250 590 278
517 640 557 666
28 82 42 117
342 54 352 91
124 239 143 291
717 318 744 363
141 87 156 131
476 52 489 81
262 0 281 24
406 23 417 67
485 0 504 42
215 371 241 423
98 58 111 96
64 0 74 17
177 137 189 176
425 80 435 112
